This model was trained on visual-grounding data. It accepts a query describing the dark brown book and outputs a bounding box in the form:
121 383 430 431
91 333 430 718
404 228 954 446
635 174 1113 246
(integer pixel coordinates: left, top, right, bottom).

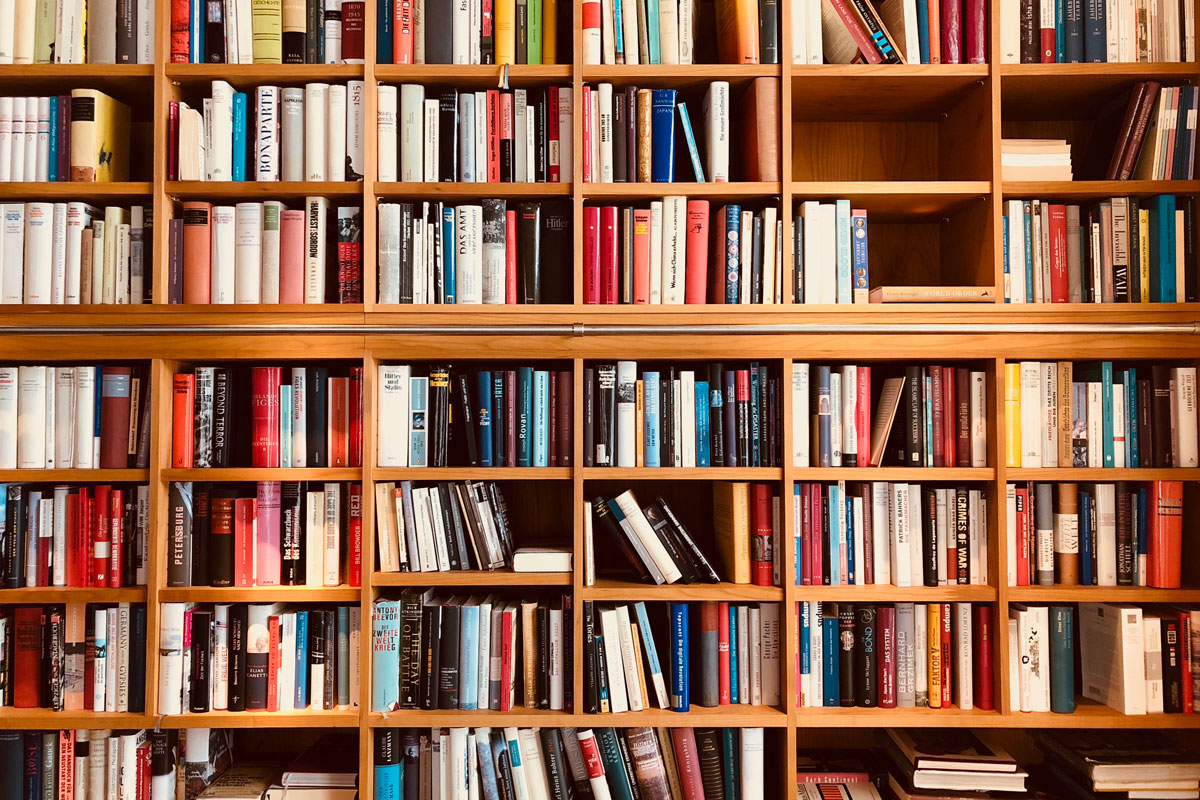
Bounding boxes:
99 367 133 468
555 370 572 467
740 78 780 182
693 728 726 800
1103 82 1148 179
518 202 542 304
1115 482 1133 585
1118 82 1162 180
1019 0 1037 62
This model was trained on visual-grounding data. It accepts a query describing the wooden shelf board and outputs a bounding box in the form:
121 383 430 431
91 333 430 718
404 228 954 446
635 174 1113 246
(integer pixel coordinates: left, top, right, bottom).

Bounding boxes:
793 585 997 601
368 709 578 727
0 469 149 481
374 182 571 198
0 709 155 729
582 63 781 87
1008 585 1200 602
0 587 148 602
1006 468 1200 479
158 586 361 602
160 710 361 728
792 65 987 120
582 182 782 200
370 705 789 726
166 63 365 85
0 64 155 77
1001 180 1200 198
167 181 365 199
0 182 153 198
373 466 572 479
796 706 1005 726
1000 62 1198 119
1011 699 1200 727
161 468 363 480
373 64 571 85
793 467 994 480
374 570 572 587
583 579 784 601
582 467 783 480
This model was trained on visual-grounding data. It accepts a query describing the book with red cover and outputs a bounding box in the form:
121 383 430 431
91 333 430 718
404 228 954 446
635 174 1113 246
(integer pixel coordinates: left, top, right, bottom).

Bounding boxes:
856 367 871 465
928 0 942 62
65 492 80 587
940 603 952 707
684 200 710 304
548 373 559 466
487 91 500 182
633 209 651 303
251 366 282 468
341 0 365 60
170 0 189 61
1048 204 1069 302
751 483 773 586
966 0 987 62
670 728 706 799
556 370 572 467
740 78 781 181
941 0 962 63
581 85 593 182
13 607 42 707
348 483 363 587
329 376 349 468
1149 480 1184 587
80 488 93 588
709 207 729 304
99 367 132 469
182 202 213 304
505 209 518 303
974 604 994 710
234 497 257 587
1172 609 1194 714
280 211 306 304
1039 6 1053 61
393 0 413 63
93 485 111 588
583 206 601 304
600 206 619 304
167 102 180 181
349 366 363 468
1118 83 1161 180
108 488 124 588
799 484 812 585
547 89 560 183
173 374 195 468
826 0 883 63
878 605 897 708
717 600 731 703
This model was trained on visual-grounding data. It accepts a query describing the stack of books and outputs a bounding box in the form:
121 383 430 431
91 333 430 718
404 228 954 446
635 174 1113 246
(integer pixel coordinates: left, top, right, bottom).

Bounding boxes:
1000 0 1196 63
1033 730 1200 798
881 729 1028 799
1001 139 1072 181
793 0 988 65
171 0 363 63
270 735 359 800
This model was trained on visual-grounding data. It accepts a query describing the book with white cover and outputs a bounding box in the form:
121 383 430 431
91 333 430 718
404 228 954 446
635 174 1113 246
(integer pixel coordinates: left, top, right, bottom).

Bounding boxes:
157 603 185 715
399 84 425 182
1078 602 1147 714
614 605 644 711
614 490 682 583
378 203 400 302
597 82 613 183
597 607 630 713
305 196 328 303
234 202 263 303
660 196 685 304
347 80 364 180
22 201 52 303
423 99 439 182
889 482 912 587
256 86 280 181
377 85 398 182
261 201 283 302
615 360 637 467
1143 615 1165 714
304 83 329 181
1173 367 1198 466
280 88 304 181
210 205 236 304
377 365 411 467
1094 482 1117 585
208 81 235 181
703 82 729 182
1018 361 1041 467
648 201 663 303
454 204 482 304
326 84 347 182
16 365 46 468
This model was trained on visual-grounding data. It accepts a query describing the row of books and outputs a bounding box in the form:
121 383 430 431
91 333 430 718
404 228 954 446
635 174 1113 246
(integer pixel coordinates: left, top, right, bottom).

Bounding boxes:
1002 196 1196 305
1000 0 1195 62
583 80 778 184
1105 83 1198 181
0 93 132 183
2 203 151 306
0 0 155 63
584 362 783 469
582 0 702 64
370 591 572 712
166 481 362 588
793 363 988 469
378 0 563 64
794 482 990 588
1 483 148 589
584 201 784 305
793 200 871 305
172 200 362 305
378 85 570 183
1004 361 1199 469
373 480 530 574
377 200 572 305
171 0 364 63
0 603 147 712
172 81 365 182
172 364 364 468
796 602 995 711
377 365 572 468
1007 481 1184 589
158 602 362 715
791 0 987 65
374 727 766 800
0 364 150 470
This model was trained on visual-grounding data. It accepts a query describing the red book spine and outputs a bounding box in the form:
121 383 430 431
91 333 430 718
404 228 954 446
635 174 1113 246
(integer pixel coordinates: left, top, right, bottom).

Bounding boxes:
717 601 731 703
251 367 282 468
669 729 706 800
1148 479 1183 588
548 372 559 466
349 483 363 587
583 206 601 303
503 210 518 302
1015 487 1029 585
99 367 132 469
929 0 942 62
66 492 79 587
941 0 962 63
93 485 111 587
1039 21 1054 61
940 603 952 707
329 376 349 467
878 605 896 708
856 366 870 465
826 0 884 63
941 366 955 466
57 731 74 800
182 202 213 304
600 206 618 304
109 488 124 588
136 742 150 800
800 483 812 585
337 226 362 304
966 0 987 62
267 615 281 711
172 374 195 468
13 607 42 707
487 91 500 182
235 498 256 587
170 0 189 61
37 506 51 587
1180 612 1194 714
974 604 994 710
349 366 363 468
341 0 365 59
751 483 773 586
577 731 607 787
1048 204 1069 302
709 206 727 304
684 200 709 304
168 102 179 181
633 209 651 303
499 611 513 712
547 88 560 183
83 490 95 587
930 366 945 467
393 0 413 63
811 484 825 585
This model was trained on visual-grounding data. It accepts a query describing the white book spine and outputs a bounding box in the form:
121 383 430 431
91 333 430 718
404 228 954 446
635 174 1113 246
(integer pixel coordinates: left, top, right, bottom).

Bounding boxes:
661 196 685 304
291 368 307 466
378 203 401 303
377 365 411 467
455 204 483 304
377 85 399 182
22 201 52 303
514 90 527 184
452 0 470 63
326 83 348 181
582 0 601 62
261 201 283 303
616 360 637 467
280 88 305 181
256 86 280 181
323 0 341 61
399 84 425 181
212 604 229 710
210 205 236 304
597 83 613 182
304 83 329 181
347 79 365 180
1174 367 1198 466
0 367 17 468
35 96 48 180
0 97 11 179
209 81 235 180
423 99 439 181
53 366 75 468
659 0 679 62
304 196 328 302
233 202 263 303
16 364 45 468
648 201 663 303
157 604 185 715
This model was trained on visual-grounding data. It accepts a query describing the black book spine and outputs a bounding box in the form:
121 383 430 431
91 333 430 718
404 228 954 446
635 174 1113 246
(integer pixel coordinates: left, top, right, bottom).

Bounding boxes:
583 602 598 713
1116 483 1134 585
793 216 804 302
1137 378 1154 468
245 609 271 711
399 592 422 708
204 0 225 61
759 0 779 62
518 202 542 304
191 483 211 588
708 364 724 467
693 729 723 800
922 488 938 587
540 201 572 304
167 482 193 587
955 486 970 585
539 728 570 800
535 94 547 182
227 603 247 711
657 497 721 583
1186 196 1197 301
613 102 627 184
48 608 62 711
437 603 460 709
115 0 136 62
643 501 698 584
594 634 610 712
429 365 452 468
439 91 458 181
854 605 877 707
593 497 651 583
595 365 616 467
456 373 479 466
208 489 235 587
307 367 330 466
401 732 421 800
419 602 440 709
493 373 507 467
1152 365 1173 467
663 368 675 465
838 603 856 706
212 367 230 467
751 216 764 304
189 610 212 713
537 602 550 708
6 486 23 588
128 605 147 712
280 482 303 585
904 365 924 466
1162 617 1184 713
398 203 414 303
583 368 595 467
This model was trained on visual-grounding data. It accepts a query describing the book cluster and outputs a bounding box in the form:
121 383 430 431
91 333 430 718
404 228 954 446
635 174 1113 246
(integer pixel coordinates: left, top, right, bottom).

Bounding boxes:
1000 0 1195 62
791 0 988 65
171 0 365 63
0 90 130 183
378 0 562 64
0 0 155 63
793 200 870 305
584 0 783 64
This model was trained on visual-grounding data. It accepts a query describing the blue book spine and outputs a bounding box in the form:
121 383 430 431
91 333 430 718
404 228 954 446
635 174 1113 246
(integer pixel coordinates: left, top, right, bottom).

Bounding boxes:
375 764 402 800
1101 361 1114 467
189 0 204 62
377 0 394 63
1002 215 1010 301
232 94 248 180
279 385 293 467
1055 0 1065 60
822 614 839 706
845 495 855 585
644 372 661 467
476 733 500 800
458 604 479 709
794 484 803 584
1064 0 1083 60
916 0 930 62
851 209 868 298
47 98 57 182
799 601 810 683
633 602 665 687
695 381 710 466
650 89 677 182
517 367 534 466
1136 487 1149 582
724 206 741 303
669 602 689 711
93 366 103 448
409 377 428 467
677 103 705 181
828 483 841 585
477 372 493 467
295 610 309 708
646 0 661 63
1083 0 1106 61
613 0 625 59
1127 367 1138 466
533 370 549 467
727 604 739 704
835 199 852 304
1023 205 1034 302
1079 491 1093 585
1152 195 1177 301
442 207 456 303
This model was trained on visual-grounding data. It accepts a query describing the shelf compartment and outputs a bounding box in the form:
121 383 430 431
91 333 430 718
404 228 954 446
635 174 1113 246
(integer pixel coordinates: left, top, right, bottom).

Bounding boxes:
1000 62 1197 120
0 587 148 602
583 579 783 601
1008 698 1200 727
159 710 361 728
792 64 988 121
1007 585 1200 602
167 181 366 200
166 63 366 88
374 64 571 87
374 570 572 587
789 181 991 217
793 585 997 601
158 586 361 602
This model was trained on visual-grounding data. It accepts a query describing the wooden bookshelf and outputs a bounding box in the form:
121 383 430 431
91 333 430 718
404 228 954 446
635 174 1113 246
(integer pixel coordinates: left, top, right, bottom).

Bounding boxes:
2 0 1199 791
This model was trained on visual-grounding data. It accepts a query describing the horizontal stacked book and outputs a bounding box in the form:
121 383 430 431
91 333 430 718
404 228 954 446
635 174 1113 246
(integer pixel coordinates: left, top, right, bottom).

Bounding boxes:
1033 730 1200 797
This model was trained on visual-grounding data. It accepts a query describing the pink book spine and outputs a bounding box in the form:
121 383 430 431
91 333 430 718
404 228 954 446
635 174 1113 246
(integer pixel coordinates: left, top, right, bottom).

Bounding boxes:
878 606 897 707
256 481 282 586
811 484 824 585
857 366 871 465
279 211 307 304
800 483 812 586
668 728 706 800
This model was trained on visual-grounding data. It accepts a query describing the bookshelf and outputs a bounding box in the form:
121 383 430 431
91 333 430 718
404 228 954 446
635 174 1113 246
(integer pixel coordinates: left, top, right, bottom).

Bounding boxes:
2 0 1199 794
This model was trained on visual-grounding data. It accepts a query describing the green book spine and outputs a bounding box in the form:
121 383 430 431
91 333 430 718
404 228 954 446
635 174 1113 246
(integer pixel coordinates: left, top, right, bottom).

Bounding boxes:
720 728 739 800
1050 605 1076 713
594 728 636 800
527 0 542 63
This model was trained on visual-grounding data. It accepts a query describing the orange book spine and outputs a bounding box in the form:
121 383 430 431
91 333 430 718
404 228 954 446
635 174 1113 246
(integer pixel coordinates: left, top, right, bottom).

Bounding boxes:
940 603 952 707
393 0 414 63
733 0 762 63
172 374 195 468
684 200 710 304
329 377 350 467
633 209 651 304
929 0 942 62
1149 480 1184 588
181 202 213 304
267 615 282 711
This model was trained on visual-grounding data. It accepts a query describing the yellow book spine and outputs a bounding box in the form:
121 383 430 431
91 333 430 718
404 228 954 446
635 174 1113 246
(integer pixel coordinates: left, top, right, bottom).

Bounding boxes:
542 0 556 62
1004 362 1021 468
1139 209 1151 302
635 379 644 467
252 0 284 63
927 602 942 708
496 0 516 64
712 481 751 584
